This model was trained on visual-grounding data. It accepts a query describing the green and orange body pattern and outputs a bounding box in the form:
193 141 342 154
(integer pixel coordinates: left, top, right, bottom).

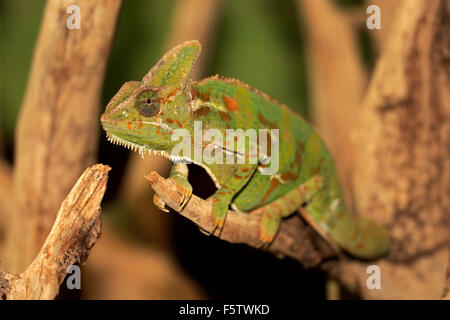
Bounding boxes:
101 40 390 259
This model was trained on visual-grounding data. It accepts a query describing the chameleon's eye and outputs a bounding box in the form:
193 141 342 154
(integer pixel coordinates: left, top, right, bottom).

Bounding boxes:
136 88 161 117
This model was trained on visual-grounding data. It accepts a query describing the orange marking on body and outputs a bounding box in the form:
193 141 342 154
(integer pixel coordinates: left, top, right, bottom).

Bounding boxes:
193 106 211 119
258 179 280 206
166 118 183 128
257 112 278 129
219 111 232 122
127 122 132 130
200 88 211 102
167 87 180 99
280 149 302 182
233 173 243 180
190 87 199 99
222 95 239 112
137 120 143 129
271 202 282 211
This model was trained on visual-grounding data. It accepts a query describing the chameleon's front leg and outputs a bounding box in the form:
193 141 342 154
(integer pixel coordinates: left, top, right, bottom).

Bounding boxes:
208 164 258 232
153 162 192 212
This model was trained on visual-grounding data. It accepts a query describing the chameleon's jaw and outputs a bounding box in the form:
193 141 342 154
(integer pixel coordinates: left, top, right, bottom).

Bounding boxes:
105 132 185 162
106 132 148 158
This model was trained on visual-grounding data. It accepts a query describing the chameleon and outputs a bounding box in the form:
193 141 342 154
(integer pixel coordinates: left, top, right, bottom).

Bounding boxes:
100 40 390 259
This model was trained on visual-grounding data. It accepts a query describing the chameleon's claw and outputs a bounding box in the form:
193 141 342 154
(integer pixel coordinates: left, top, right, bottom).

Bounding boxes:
179 187 191 208
153 193 169 212
207 194 229 235
153 175 192 212
258 210 281 248
170 175 193 210
212 214 225 232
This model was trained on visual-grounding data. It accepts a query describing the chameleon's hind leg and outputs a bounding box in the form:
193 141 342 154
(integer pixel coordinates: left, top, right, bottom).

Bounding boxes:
153 162 192 212
250 175 324 245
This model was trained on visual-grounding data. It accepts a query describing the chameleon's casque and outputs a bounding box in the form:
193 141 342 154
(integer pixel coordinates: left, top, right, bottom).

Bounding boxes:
101 40 390 259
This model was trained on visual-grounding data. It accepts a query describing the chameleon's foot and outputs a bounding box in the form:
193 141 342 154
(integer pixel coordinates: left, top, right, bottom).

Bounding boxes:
259 209 281 247
153 193 169 212
153 175 192 212
171 175 193 209
207 194 230 233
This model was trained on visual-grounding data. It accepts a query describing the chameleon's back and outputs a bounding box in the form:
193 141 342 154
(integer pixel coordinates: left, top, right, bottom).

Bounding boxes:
192 77 390 259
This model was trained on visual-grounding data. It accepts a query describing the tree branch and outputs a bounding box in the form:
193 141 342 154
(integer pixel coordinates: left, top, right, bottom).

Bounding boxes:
6 0 121 273
0 164 110 300
145 172 336 269
342 0 450 299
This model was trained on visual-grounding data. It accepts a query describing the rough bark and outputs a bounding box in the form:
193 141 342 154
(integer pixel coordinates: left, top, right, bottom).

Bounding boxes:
0 164 109 300
345 0 450 299
5 0 121 273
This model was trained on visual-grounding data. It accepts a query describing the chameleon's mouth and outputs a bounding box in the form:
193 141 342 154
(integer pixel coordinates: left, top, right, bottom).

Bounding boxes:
105 132 222 189
106 132 183 161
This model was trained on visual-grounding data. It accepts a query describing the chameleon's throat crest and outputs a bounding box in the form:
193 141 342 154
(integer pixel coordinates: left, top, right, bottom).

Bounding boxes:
105 132 221 188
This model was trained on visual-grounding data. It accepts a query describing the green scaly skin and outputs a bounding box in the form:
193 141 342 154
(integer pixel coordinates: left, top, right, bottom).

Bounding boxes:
100 40 390 259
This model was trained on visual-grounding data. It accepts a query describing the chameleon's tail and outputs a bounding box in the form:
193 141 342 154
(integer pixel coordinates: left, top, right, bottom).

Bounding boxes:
300 207 390 260
334 216 390 260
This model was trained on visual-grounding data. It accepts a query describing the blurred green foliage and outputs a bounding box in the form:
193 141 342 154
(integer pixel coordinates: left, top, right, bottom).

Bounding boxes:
0 0 46 140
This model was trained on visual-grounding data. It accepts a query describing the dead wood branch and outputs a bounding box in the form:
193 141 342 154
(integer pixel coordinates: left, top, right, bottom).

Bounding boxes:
343 0 450 299
0 164 109 300
5 0 121 273
145 172 336 268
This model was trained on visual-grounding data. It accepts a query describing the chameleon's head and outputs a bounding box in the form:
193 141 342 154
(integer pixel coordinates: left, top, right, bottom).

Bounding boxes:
100 40 201 157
